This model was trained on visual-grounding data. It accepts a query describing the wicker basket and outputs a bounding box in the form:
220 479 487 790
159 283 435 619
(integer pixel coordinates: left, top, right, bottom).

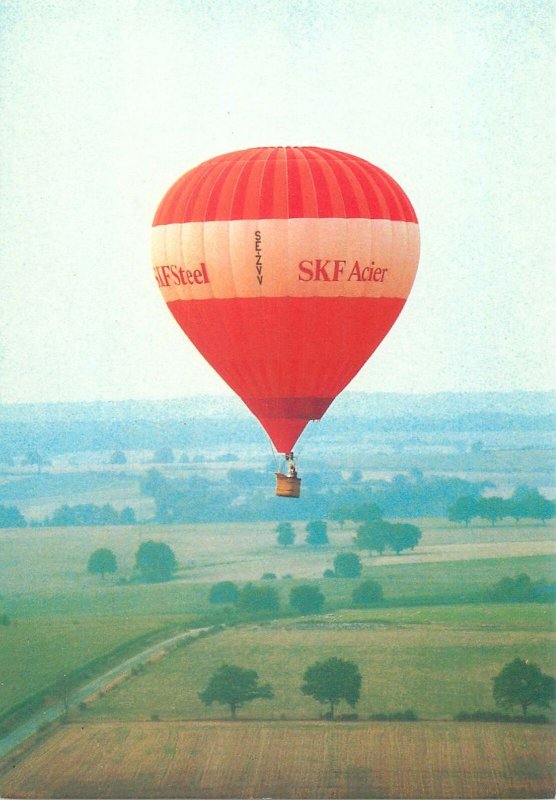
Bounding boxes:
275 472 301 498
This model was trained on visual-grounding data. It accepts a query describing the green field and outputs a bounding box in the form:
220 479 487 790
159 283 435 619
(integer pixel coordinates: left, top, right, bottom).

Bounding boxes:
0 515 554 800
1 516 554 619
0 519 556 717
2 549 553 620
77 603 556 722
1 516 554 593
0 616 183 716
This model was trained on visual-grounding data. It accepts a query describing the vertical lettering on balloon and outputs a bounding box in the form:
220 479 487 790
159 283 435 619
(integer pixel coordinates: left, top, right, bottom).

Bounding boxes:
255 230 263 285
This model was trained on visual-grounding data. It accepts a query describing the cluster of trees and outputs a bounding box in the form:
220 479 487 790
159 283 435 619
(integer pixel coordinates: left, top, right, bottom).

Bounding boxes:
275 521 330 547
0 504 26 528
0 502 137 529
138 467 494 524
140 469 236 524
354 521 422 555
111 449 228 465
333 471 491 519
448 487 555 526
486 573 554 603
209 581 281 613
47 503 136 527
87 540 177 583
198 656 555 721
328 502 423 556
208 576 384 614
276 514 422 558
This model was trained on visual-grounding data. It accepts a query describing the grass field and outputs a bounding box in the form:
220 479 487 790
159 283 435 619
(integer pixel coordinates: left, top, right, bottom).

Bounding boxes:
2 551 553 622
1 516 554 618
1 516 554 595
0 616 181 716
1 517 553 733
76 604 555 722
2 720 554 799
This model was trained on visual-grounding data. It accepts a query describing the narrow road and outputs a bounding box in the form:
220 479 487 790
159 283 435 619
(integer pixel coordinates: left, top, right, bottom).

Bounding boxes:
0 626 212 760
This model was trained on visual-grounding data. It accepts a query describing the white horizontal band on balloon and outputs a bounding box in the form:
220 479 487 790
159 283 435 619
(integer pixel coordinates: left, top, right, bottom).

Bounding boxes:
151 217 419 302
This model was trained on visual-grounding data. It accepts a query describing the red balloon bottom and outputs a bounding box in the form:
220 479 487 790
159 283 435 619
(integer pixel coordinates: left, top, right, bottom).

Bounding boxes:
167 296 406 452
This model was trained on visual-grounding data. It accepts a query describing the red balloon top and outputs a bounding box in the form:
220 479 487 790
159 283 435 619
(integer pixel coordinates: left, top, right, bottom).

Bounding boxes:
153 146 417 226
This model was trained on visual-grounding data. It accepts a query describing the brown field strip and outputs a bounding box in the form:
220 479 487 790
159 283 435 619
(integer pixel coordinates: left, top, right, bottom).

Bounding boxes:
1 721 554 799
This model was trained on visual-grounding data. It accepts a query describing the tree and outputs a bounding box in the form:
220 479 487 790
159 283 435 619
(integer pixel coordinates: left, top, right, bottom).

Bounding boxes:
301 657 361 719
447 496 477 526
388 523 422 555
488 573 533 603
476 496 508 526
199 664 273 719
350 502 383 523
152 446 175 463
24 450 44 473
513 489 555 525
354 520 390 555
119 506 136 525
530 495 555 525
87 548 117 580
330 502 383 527
135 540 177 583
492 658 555 717
110 450 127 465
305 520 328 546
276 522 295 547
237 583 280 614
507 486 530 522
333 552 362 578
352 579 383 606
289 585 325 614
0 504 26 528
209 581 239 604
328 505 352 527
140 468 168 497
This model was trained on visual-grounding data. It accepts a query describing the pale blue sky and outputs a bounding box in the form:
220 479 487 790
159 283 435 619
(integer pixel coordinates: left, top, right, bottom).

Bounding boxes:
1 0 554 403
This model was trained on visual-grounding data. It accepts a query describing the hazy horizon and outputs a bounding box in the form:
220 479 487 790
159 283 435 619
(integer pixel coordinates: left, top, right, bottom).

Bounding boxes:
0 387 553 417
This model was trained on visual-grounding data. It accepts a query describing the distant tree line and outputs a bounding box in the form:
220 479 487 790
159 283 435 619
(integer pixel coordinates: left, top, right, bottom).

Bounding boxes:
1 471 552 530
137 468 495 524
208 575 385 615
339 471 491 519
448 487 554 526
0 502 136 528
46 503 136 527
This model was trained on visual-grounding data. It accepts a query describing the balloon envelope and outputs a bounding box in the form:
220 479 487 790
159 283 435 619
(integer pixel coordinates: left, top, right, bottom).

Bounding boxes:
152 146 420 452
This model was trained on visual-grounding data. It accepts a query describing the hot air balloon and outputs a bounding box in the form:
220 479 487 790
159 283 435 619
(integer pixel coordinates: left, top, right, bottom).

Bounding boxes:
151 147 420 497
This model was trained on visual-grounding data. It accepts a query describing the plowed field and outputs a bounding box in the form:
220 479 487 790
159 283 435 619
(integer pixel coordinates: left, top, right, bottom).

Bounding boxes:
1 721 554 799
